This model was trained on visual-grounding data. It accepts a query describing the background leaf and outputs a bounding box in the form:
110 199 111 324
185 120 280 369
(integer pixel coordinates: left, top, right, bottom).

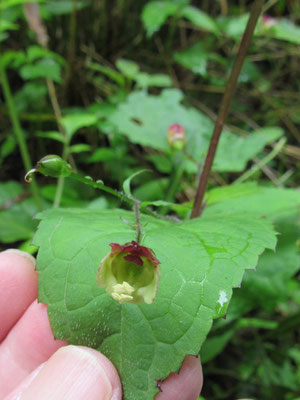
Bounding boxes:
106 89 283 172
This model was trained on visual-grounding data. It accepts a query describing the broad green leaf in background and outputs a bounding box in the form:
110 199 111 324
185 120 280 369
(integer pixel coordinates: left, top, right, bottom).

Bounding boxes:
60 112 98 141
106 89 284 172
33 207 276 400
203 184 300 219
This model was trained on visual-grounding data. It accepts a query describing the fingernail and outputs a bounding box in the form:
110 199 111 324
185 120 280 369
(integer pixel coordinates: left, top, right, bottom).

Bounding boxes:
19 346 112 400
2 249 36 267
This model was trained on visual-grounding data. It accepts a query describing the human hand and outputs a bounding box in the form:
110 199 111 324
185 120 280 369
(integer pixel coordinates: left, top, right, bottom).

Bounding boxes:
0 249 203 400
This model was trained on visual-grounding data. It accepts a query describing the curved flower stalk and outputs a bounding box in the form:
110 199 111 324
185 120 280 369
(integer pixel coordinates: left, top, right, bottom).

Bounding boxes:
97 241 161 305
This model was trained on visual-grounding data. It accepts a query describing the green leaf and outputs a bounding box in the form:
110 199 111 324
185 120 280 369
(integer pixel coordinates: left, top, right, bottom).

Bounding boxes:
0 0 44 10
87 148 119 163
265 18 300 45
174 42 209 76
27 45 65 65
218 14 250 38
202 184 300 316
20 59 62 83
179 5 220 34
69 144 92 154
33 208 276 400
203 185 300 219
219 15 300 44
86 62 125 87
0 182 40 242
233 214 300 313
60 112 98 140
35 131 64 143
141 1 183 37
122 169 150 197
135 72 172 89
42 0 89 15
116 59 140 79
106 89 284 172
0 135 16 165
0 19 18 32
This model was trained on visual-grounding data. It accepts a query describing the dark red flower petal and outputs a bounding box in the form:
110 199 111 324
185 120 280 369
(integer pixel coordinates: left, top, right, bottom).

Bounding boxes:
109 241 161 266
124 254 143 266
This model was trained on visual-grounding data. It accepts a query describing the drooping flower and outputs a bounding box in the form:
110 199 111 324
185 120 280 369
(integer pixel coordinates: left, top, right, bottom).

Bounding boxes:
167 123 186 151
97 241 161 305
262 15 277 28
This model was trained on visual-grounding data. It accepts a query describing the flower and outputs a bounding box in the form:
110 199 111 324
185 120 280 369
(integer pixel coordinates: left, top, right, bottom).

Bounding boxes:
262 15 277 28
167 123 186 151
97 241 161 305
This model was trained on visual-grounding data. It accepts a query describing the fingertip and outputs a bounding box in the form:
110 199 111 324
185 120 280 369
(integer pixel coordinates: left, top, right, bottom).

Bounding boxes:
76 346 122 400
0 250 38 342
14 345 122 400
155 355 203 400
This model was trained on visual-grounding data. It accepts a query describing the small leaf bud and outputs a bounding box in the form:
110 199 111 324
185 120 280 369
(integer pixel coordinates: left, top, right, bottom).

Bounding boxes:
167 123 186 151
97 241 161 305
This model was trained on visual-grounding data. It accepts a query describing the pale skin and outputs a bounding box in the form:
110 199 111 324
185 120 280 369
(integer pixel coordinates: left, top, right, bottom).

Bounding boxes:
0 250 203 400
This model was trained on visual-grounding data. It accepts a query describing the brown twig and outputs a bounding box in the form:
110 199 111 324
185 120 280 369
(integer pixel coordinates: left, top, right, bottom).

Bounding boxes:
190 0 265 219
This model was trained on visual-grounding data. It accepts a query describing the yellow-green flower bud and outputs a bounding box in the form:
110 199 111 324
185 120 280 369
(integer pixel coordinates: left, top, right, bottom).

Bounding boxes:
97 241 161 305
167 123 186 151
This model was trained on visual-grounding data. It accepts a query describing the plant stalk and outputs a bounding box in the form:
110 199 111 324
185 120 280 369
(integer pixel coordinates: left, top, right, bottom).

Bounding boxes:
0 62 42 210
190 0 265 219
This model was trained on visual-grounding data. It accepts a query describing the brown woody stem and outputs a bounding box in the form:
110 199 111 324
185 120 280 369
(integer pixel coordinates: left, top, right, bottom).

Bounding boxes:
190 0 265 219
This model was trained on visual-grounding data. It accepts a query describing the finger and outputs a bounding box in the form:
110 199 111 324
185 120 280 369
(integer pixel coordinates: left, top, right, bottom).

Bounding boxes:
155 355 203 400
0 300 66 398
5 346 122 400
0 250 38 342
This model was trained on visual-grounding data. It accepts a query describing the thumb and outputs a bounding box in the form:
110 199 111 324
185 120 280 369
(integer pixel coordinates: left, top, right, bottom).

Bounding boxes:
7 345 122 400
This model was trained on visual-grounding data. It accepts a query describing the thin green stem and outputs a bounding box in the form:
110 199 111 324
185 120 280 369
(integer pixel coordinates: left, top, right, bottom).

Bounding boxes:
0 62 42 210
134 200 142 243
165 155 185 203
69 172 130 203
53 142 68 208
233 138 286 185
